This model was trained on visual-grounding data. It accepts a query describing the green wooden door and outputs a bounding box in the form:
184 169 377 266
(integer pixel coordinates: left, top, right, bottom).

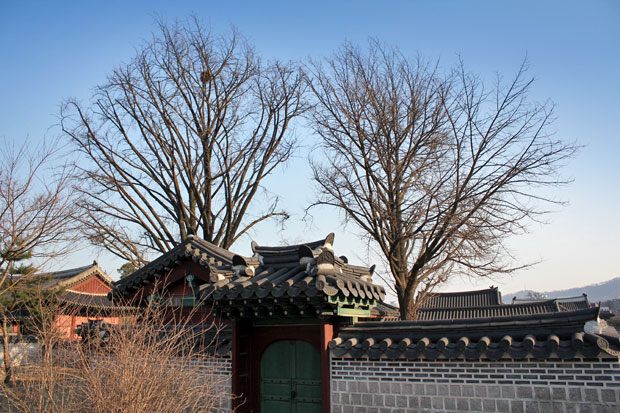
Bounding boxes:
260 340 322 413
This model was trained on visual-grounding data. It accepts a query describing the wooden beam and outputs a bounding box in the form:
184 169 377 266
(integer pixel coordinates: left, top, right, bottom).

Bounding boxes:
320 320 334 413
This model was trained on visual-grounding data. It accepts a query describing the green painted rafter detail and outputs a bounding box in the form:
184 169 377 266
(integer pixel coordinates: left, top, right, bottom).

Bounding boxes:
147 295 197 307
321 295 377 317
326 295 376 309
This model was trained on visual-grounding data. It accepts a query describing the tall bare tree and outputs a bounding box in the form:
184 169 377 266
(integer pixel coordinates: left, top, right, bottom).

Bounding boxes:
0 138 79 382
61 19 307 266
307 42 576 320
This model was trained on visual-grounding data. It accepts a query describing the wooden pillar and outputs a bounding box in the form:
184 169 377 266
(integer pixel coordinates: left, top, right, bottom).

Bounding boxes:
231 321 241 410
232 319 253 412
320 320 334 413
71 315 77 340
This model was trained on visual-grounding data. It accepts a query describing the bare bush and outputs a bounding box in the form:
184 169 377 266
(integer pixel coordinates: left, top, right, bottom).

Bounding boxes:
1 300 230 413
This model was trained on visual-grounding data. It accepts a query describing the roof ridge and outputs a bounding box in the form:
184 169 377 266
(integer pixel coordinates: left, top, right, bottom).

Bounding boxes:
345 306 600 330
188 236 236 261
417 300 560 311
63 289 109 296
251 233 334 255
423 287 499 297
513 295 589 303
45 263 95 275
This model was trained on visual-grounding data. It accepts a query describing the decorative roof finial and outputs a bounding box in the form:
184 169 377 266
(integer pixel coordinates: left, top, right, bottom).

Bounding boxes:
323 233 335 250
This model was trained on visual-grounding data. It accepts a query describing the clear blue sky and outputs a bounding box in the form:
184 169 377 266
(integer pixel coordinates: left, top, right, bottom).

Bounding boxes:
1 1 619 298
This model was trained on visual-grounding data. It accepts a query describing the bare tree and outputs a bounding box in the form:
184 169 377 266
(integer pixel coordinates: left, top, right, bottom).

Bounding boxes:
61 19 307 267
0 138 80 382
526 291 548 301
307 42 576 320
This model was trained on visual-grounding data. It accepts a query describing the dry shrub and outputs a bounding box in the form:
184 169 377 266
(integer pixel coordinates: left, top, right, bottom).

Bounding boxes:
1 301 230 413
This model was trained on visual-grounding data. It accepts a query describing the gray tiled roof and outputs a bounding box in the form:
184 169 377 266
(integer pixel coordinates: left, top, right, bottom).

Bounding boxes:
113 233 385 319
417 287 502 308
113 236 237 296
251 234 329 256
329 306 620 360
37 262 112 290
416 302 553 321
201 233 384 304
412 287 592 322
47 264 96 281
415 295 592 321
114 234 385 312
370 302 400 319
512 294 591 311
59 290 116 309
10 264 124 313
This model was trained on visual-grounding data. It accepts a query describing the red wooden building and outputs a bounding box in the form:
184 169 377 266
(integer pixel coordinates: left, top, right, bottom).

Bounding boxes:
42 262 124 339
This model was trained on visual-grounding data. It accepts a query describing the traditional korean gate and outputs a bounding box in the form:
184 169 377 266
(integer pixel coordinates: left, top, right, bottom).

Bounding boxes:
260 340 322 413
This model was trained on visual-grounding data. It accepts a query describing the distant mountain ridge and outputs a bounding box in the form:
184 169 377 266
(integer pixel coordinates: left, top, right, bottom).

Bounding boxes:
503 277 620 303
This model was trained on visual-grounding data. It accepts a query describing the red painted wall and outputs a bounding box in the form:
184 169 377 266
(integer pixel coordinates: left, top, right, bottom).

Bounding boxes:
55 314 122 340
55 273 119 339
69 275 111 294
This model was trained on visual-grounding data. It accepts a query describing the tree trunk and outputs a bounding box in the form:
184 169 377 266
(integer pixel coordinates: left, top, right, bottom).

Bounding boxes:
397 286 416 320
2 312 13 384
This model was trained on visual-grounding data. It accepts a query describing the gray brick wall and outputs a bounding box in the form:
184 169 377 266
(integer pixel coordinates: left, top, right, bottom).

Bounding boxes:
331 357 620 412
199 355 232 412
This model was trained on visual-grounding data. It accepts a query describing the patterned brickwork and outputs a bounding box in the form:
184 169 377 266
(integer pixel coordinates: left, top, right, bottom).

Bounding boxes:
169 356 232 412
202 355 232 376
331 357 620 412
204 356 232 412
